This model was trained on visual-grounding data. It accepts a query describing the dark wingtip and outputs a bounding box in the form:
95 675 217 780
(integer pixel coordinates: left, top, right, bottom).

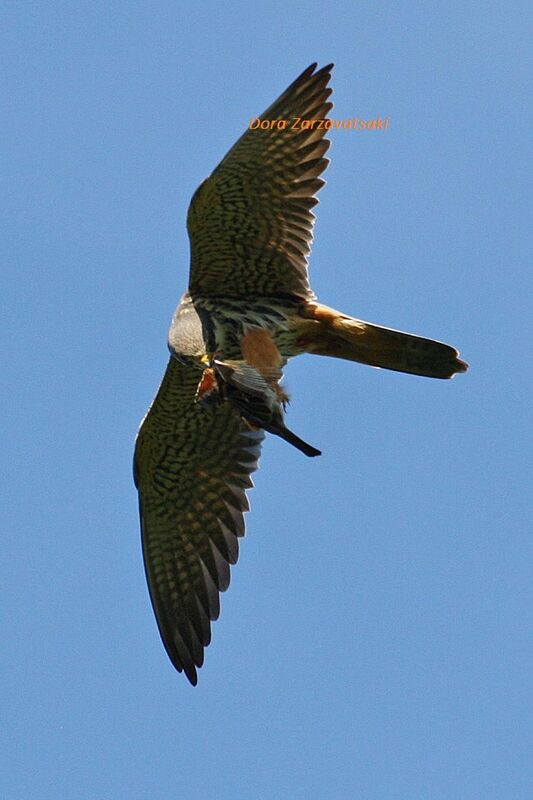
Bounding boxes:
184 665 198 686
293 62 334 88
311 62 334 82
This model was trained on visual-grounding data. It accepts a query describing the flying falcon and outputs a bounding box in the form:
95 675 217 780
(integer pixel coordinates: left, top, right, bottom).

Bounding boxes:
134 63 468 684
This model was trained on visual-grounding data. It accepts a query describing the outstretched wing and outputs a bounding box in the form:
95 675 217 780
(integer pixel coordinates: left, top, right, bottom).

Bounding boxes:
134 357 263 684
187 63 334 299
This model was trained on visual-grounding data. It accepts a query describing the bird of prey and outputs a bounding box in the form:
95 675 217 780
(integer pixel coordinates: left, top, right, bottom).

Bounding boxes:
134 63 468 684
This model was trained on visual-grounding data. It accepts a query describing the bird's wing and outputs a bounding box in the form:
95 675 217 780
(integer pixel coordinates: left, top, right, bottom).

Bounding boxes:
187 63 333 299
134 356 263 685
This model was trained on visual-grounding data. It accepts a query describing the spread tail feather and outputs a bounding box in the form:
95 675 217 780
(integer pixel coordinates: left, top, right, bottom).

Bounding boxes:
297 303 468 379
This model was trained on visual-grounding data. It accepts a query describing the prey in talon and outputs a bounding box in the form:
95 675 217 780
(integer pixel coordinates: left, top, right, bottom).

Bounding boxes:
193 350 320 458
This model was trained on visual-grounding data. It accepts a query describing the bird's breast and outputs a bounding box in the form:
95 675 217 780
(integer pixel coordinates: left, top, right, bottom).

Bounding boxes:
190 295 304 361
168 292 306 367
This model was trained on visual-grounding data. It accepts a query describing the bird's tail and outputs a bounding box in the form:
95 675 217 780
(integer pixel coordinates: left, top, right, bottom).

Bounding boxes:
294 303 468 379
262 420 322 458
214 359 322 457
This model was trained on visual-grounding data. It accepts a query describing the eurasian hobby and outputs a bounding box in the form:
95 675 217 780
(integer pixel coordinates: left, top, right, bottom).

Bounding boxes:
134 63 468 684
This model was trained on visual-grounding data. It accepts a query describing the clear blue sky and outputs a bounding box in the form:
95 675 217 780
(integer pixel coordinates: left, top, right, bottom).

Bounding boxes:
2 2 530 798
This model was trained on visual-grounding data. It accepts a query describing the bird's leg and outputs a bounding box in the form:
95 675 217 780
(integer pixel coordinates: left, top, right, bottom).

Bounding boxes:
240 328 283 375
240 327 290 406
274 383 290 409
